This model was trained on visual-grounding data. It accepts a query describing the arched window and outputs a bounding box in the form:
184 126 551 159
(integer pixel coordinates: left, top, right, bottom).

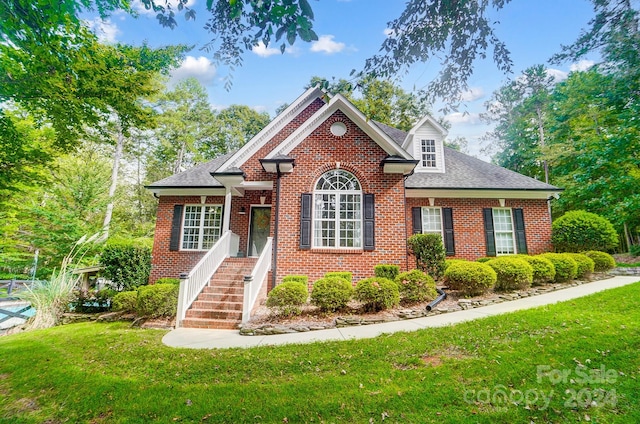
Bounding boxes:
313 170 362 248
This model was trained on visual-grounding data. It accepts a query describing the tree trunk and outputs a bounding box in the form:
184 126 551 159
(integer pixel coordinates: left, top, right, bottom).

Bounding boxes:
101 119 124 240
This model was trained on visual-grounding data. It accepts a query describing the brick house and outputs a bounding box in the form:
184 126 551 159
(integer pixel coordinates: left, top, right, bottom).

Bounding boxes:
146 87 561 328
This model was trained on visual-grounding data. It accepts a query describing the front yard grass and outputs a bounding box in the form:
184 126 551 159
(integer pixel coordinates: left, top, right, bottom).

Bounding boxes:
1 281 639 423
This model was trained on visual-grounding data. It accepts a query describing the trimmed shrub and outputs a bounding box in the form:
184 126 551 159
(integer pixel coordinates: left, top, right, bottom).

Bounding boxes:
552 210 618 252
310 277 353 312
567 253 595 279
112 290 138 313
407 233 447 278
486 257 533 291
155 278 180 285
266 281 308 316
354 277 400 311
282 275 309 286
584 251 616 272
136 284 179 318
475 257 493 263
516 255 556 285
374 264 400 280
443 261 496 296
395 270 437 304
101 242 152 291
324 271 352 283
539 253 578 283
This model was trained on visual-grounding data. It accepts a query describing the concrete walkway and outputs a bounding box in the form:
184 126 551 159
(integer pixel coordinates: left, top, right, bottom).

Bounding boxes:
163 275 639 350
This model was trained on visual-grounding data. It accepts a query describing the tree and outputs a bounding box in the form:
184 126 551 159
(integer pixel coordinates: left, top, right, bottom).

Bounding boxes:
210 105 271 153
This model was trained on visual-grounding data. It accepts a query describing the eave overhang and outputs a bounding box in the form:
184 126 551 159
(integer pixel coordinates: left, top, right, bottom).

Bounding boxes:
381 156 419 175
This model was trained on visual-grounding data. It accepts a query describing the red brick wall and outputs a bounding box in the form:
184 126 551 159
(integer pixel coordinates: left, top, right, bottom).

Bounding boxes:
405 197 553 260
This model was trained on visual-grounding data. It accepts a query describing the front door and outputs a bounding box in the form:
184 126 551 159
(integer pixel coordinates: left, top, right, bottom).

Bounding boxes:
248 206 271 256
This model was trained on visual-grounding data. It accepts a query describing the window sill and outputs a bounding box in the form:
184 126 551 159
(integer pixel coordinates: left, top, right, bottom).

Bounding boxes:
310 248 363 255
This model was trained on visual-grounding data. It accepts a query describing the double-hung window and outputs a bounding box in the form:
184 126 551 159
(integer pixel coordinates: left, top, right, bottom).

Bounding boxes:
492 208 516 255
181 205 223 250
313 170 362 248
421 207 442 237
421 139 437 168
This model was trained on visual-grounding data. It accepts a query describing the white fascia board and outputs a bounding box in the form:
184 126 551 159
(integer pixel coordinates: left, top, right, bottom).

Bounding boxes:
405 189 560 200
239 181 274 190
216 86 326 172
265 95 414 160
150 188 227 197
402 114 449 150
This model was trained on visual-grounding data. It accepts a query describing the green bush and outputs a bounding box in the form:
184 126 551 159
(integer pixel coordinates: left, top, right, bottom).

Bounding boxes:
407 233 446 279
584 251 616 272
70 288 114 313
395 270 437 304
475 257 493 263
374 264 400 280
136 284 179 318
111 290 138 313
324 271 352 283
486 257 533 291
566 253 595 279
443 261 496 296
539 253 578 283
552 210 618 252
101 242 152 291
282 275 309 286
266 281 308 316
310 277 353 312
354 277 399 311
516 255 556 285
629 245 640 256
155 278 180 285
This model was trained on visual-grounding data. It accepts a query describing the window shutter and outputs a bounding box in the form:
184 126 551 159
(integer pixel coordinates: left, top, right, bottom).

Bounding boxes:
513 208 528 254
443 207 455 256
412 207 422 234
300 193 312 250
483 208 496 256
363 193 375 251
169 205 183 252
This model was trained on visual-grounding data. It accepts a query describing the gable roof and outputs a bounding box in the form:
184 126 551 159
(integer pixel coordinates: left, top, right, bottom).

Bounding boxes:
145 151 234 190
401 114 448 150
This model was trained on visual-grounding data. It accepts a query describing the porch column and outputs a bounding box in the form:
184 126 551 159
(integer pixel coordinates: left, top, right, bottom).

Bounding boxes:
222 187 232 233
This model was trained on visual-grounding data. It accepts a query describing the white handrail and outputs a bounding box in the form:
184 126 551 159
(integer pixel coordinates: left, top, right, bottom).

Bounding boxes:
242 237 273 323
176 231 239 326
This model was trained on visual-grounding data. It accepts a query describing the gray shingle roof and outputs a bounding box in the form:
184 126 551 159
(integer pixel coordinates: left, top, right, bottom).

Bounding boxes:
145 151 235 188
372 120 408 146
405 147 560 191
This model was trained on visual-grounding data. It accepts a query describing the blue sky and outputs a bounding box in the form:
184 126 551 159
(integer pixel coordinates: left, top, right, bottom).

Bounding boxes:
85 0 598 158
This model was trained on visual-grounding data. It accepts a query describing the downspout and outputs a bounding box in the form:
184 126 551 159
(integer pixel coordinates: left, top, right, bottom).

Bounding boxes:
271 164 282 290
403 171 414 273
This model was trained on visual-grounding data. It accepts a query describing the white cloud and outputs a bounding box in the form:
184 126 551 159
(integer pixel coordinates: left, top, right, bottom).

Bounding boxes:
445 112 482 125
570 59 595 72
85 18 120 43
252 41 281 58
169 56 217 87
459 87 485 102
545 68 568 82
310 35 345 54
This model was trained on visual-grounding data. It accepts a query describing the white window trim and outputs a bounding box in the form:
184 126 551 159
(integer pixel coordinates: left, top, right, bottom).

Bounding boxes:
420 206 443 239
180 204 223 251
420 139 437 168
312 170 363 249
492 208 517 256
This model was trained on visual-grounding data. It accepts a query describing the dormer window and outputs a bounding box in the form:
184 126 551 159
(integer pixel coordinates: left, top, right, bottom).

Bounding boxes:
421 139 437 168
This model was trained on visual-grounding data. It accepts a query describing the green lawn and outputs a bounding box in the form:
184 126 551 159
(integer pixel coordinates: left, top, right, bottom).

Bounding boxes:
1 282 639 424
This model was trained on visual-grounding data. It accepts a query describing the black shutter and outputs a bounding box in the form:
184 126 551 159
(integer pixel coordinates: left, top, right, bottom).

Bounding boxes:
443 207 455 256
300 193 312 250
169 205 183 252
363 193 375 251
483 208 496 256
513 208 528 254
412 207 422 234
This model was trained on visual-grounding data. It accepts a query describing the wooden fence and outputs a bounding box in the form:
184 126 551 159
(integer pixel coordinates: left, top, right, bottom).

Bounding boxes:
0 280 35 324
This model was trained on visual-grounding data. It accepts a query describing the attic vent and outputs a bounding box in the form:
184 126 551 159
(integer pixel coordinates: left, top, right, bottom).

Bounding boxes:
330 121 347 137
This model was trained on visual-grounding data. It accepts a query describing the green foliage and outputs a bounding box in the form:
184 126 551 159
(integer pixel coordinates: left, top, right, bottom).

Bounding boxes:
281 275 309 286
135 284 179 318
584 251 616 272
407 233 446 279
324 271 352 283
111 290 138 313
443 261 496 296
354 277 399 312
70 288 114 313
266 281 308 316
552 211 618 253
395 270 437 304
486 257 533 292
630 245 640 256
374 264 400 280
101 242 151 291
566 253 595 279
475 257 493 263
310 277 353 312
154 278 180 285
516 255 556 285
539 253 578 283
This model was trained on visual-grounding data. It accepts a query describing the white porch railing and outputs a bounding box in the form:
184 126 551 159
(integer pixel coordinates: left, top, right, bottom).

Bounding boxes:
176 231 240 327
242 237 273 323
